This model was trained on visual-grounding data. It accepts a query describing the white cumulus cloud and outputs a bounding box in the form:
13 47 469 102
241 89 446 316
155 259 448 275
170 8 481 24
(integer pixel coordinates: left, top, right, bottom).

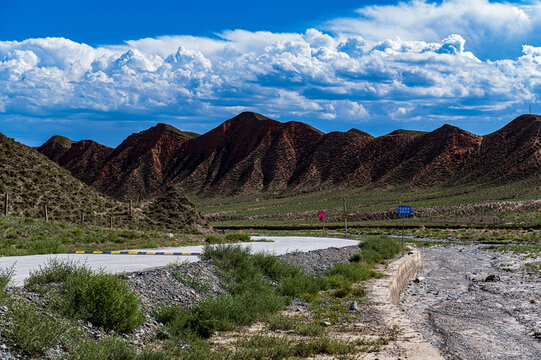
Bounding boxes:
2 1 541 135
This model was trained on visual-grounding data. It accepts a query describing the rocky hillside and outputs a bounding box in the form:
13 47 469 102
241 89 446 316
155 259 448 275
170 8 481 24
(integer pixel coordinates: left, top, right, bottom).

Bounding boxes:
38 113 541 198
1 133 210 233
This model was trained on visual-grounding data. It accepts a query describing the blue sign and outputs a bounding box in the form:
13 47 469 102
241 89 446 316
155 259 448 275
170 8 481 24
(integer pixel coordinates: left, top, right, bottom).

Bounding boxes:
397 205 412 216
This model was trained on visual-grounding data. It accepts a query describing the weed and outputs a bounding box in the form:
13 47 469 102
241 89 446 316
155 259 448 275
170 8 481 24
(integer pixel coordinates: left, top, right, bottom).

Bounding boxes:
326 263 376 283
0 266 13 299
24 258 91 292
56 269 144 333
279 273 328 298
295 321 325 336
225 233 251 242
205 235 223 244
68 337 137 360
265 313 297 331
233 334 357 359
358 236 403 262
332 287 350 298
4 299 64 356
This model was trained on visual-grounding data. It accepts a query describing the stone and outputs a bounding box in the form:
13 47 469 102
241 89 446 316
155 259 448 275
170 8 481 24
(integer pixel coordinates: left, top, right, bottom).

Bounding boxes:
484 274 500 282
321 321 331 326
350 301 358 311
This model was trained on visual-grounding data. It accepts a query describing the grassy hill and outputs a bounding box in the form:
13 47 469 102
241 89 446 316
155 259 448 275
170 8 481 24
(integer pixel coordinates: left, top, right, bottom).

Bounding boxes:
0 132 211 235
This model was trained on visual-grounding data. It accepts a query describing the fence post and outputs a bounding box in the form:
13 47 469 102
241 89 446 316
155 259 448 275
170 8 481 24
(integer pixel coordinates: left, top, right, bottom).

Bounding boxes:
129 200 133 216
44 204 48 222
110 215 113 229
80 211 84 225
4 194 7 216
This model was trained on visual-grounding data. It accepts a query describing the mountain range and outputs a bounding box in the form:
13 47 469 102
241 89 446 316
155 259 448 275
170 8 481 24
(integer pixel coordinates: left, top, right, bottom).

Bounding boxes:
38 112 541 201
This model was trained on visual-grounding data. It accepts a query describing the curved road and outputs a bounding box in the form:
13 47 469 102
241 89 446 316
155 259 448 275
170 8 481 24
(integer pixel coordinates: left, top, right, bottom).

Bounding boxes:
0 236 359 286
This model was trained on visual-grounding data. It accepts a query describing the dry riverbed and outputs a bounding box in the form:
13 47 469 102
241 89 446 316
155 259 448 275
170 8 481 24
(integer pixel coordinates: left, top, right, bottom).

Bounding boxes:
400 244 541 360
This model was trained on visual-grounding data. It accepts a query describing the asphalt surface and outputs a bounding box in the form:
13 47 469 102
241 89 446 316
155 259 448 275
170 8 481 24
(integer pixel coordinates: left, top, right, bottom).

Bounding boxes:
0 236 359 286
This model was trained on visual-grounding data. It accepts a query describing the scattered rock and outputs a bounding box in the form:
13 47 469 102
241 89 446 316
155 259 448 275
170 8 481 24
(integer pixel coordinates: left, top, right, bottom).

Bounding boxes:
484 274 500 282
350 301 358 311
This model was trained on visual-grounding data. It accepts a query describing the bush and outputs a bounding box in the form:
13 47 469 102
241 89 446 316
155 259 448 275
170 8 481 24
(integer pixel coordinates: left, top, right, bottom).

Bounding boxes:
24 258 91 292
69 337 137 360
350 249 381 264
266 314 297 331
233 335 357 359
202 244 252 277
224 233 251 242
278 273 327 297
4 299 64 356
358 236 403 263
58 271 144 333
0 266 13 299
331 287 350 298
204 235 223 244
325 263 375 283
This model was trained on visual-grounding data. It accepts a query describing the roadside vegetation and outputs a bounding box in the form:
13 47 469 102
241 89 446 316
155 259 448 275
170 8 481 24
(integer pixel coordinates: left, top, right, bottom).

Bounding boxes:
0 236 404 359
0 216 258 256
484 243 541 258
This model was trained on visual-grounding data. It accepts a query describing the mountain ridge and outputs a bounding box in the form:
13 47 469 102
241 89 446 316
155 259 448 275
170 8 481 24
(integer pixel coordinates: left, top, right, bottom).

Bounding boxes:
37 112 541 199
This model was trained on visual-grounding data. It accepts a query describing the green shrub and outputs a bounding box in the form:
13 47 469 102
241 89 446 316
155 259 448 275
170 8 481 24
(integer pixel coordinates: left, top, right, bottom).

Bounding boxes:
202 244 252 276
58 271 144 333
295 321 324 336
358 236 403 262
252 253 301 280
278 273 327 297
331 287 350 298
5 299 64 356
27 239 65 254
24 258 91 292
137 351 171 360
233 335 357 359
204 235 223 244
266 314 297 331
224 233 251 242
325 263 375 283
0 266 13 299
69 337 136 360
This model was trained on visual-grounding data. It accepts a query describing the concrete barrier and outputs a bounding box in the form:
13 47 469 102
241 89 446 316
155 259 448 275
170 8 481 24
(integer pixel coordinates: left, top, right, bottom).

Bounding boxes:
389 251 422 305
365 248 444 360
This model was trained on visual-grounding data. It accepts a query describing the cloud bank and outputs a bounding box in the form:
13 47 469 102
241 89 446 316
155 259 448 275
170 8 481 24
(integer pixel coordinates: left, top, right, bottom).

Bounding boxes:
1 0 541 140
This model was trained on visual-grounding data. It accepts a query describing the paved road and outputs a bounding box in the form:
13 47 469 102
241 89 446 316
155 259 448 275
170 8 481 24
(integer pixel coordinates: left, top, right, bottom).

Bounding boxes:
0 236 359 286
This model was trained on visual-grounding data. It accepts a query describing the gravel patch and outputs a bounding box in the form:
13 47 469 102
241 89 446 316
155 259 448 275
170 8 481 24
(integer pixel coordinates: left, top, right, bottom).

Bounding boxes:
400 244 541 360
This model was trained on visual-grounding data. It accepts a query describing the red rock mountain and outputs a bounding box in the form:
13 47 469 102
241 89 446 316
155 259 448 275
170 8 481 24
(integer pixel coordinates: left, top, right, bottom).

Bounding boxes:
38 112 541 199
38 136 112 184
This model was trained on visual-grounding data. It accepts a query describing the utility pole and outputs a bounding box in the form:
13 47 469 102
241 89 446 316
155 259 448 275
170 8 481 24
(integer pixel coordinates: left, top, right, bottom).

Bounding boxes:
343 196 348 239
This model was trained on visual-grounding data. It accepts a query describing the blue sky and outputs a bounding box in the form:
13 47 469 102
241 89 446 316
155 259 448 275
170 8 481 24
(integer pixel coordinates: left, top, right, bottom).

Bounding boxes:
1 0 541 146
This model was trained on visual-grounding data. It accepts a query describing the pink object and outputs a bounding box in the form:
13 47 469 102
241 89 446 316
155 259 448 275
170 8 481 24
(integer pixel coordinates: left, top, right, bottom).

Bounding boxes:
318 211 326 221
